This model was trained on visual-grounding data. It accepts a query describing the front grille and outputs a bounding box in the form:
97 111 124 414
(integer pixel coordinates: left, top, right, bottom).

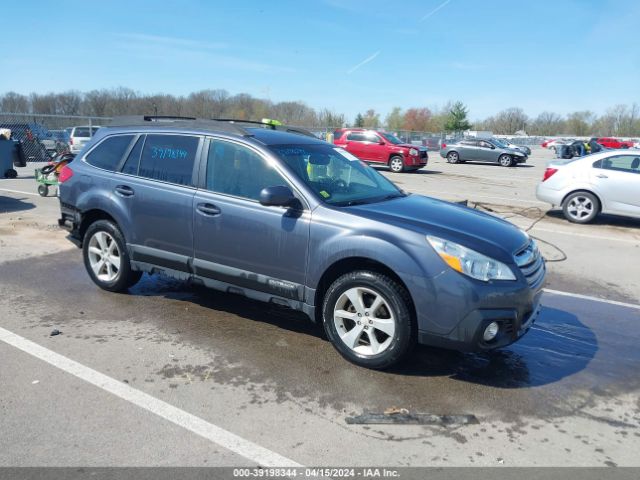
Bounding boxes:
514 240 545 289
419 150 428 159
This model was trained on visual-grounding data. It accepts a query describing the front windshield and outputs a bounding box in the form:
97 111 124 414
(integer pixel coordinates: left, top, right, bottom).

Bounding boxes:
269 144 404 206
492 138 508 148
380 132 403 145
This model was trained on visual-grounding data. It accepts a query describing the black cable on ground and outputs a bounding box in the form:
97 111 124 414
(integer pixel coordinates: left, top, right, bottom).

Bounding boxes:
470 201 568 263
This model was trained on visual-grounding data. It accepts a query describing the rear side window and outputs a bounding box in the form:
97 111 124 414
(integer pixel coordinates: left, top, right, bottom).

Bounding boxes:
333 130 344 140
73 127 92 137
138 134 199 186
121 136 145 175
85 135 134 171
347 133 366 142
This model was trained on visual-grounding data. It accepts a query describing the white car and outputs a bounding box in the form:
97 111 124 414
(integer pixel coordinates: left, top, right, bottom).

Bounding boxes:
536 150 640 223
68 125 100 154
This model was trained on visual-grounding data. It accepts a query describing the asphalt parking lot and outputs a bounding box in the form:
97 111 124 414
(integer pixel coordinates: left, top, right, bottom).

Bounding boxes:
1 147 639 468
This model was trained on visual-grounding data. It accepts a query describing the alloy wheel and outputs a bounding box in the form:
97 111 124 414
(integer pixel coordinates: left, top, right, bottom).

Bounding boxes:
87 231 121 282
333 287 396 356
567 195 594 221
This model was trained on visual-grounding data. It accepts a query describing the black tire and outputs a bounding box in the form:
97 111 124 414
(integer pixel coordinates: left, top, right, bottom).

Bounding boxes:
322 271 415 369
41 164 56 175
5 169 17 179
498 154 514 167
562 191 600 224
83 219 142 292
388 155 405 173
37 184 49 197
446 151 460 164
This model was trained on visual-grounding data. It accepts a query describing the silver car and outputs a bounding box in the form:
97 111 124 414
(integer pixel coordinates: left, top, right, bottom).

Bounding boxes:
536 150 640 223
440 138 528 167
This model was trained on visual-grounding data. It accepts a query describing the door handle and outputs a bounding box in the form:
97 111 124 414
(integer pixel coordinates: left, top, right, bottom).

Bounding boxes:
596 174 608 179
196 203 221 216
114 185 134 197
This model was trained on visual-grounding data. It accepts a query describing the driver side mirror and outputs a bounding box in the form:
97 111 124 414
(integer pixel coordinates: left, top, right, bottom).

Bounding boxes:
259 185 299 208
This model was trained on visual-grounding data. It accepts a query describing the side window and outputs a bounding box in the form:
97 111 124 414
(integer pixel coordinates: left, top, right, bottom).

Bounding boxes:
364 132 381 143
85 135 134 171
333 131 344 140
347 133 366 142
460 140 476 146
205 140 286 201
138 134 199 186
121 135 145 175
601 155 640 173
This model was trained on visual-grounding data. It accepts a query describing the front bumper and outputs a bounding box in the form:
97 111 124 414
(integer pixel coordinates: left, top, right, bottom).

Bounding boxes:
418 289 543 351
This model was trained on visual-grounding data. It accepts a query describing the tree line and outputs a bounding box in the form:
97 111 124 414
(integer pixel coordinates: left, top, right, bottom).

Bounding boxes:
0 88 345 128
1 88 639 137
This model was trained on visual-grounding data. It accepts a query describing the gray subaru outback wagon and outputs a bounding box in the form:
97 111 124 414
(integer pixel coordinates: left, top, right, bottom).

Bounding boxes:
58 116 545 369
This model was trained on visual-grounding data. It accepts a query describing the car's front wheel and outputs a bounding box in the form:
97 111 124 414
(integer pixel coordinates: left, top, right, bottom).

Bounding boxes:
322 271 415 369
83 219 142 292
499 154 514 167
388 155 404 173
562 191 599 224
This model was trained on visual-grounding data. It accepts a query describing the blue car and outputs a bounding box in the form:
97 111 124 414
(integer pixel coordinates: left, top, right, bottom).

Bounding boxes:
58 116 545 369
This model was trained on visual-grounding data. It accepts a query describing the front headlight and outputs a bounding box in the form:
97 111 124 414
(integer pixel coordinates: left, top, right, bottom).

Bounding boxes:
408 148 418 156
426 235 516 281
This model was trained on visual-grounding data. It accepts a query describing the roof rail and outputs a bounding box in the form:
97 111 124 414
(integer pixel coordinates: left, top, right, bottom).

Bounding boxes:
213 118 317 138
108 115 250 136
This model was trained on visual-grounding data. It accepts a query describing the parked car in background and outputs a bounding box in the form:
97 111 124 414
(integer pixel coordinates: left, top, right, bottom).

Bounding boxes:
68 125 101 154
58 116 544 369
333 128 428 173
542 139 571 153
592 137 634 149
50 130 71 153
536 150 640 223
496 138 531 156
440 138 528 167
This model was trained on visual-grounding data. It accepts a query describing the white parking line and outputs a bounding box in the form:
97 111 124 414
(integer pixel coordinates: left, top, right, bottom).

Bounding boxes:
543 289 640 310
0 326 301 468
0 188 40 197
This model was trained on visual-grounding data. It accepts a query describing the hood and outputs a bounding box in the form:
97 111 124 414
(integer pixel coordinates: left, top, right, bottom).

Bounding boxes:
347 194 528 262
392 143 426 150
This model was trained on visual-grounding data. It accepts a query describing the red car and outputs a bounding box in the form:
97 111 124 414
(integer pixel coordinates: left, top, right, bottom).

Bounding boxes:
333 128 428 173
593 137 634 149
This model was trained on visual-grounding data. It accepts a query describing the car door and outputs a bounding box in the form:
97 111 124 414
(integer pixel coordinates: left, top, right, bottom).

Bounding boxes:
363 132 386 163
477 140 497 162
115 133 202 273
344 132 368 160
191 138 310 302
591 154 640 216
457 140 477 160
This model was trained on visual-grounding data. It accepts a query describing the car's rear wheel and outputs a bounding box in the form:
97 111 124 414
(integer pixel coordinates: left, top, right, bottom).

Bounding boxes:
562 191 599 224
446 151 460 164
499 154 514 167
389 155 404 173
322 271 415 369
83 220 142 292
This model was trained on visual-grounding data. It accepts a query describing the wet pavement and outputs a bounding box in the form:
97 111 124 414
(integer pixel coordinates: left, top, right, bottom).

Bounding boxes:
1 248 639 466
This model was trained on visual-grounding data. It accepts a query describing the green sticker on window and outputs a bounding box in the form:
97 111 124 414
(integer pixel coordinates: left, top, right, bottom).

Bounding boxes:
319 190 330 198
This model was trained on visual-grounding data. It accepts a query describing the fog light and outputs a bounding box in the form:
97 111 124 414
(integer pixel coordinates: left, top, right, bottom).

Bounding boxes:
483 322 499 341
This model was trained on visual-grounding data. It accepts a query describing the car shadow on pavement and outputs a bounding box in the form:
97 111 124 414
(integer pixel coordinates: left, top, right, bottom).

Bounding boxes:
135 274 596 389
545 209 640 229
0 195 35 214
387 306 598 389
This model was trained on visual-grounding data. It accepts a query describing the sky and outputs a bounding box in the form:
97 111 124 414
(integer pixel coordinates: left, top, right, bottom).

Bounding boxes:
1 0 639 121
